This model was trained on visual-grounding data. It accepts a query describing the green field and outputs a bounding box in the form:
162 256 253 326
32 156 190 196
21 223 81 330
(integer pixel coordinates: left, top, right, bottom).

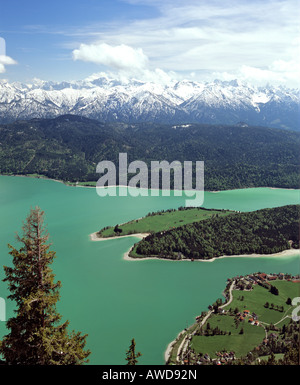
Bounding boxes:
97 207 233 238
191 314 265 359
225 280 300 325
189 279 299 360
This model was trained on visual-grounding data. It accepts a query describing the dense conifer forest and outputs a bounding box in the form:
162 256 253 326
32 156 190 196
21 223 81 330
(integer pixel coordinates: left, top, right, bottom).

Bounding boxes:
0 115 299 191
132 205 300 260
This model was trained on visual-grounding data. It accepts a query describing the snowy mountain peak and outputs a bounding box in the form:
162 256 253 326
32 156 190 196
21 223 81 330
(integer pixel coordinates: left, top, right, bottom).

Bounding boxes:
0 77 299 130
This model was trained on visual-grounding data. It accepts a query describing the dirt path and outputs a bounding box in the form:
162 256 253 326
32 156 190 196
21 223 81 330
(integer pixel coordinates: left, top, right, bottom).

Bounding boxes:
220 281 235 309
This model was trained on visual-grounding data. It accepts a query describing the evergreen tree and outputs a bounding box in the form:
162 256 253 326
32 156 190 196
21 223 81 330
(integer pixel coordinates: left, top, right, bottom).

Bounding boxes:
282 347 299 365
266 352 277 365
114 224 122 235
0 207 90 365
125 338 142 365
269 285 279 296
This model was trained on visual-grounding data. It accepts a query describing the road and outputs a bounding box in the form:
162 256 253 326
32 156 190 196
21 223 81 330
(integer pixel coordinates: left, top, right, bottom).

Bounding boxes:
176 280 235 363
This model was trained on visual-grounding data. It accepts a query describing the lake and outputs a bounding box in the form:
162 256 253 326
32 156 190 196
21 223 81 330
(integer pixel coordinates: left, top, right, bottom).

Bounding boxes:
0 175 299 364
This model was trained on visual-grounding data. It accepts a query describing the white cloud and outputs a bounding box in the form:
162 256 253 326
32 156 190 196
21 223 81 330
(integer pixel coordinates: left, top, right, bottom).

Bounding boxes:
210 58 300 88
73 43 149 72
0 55 17 74
0 37 17 73
70 0 300 87
73 42 181 85
85 67 179 86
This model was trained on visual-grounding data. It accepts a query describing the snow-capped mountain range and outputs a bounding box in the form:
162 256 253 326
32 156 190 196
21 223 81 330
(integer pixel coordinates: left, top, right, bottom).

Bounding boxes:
0 75 299 130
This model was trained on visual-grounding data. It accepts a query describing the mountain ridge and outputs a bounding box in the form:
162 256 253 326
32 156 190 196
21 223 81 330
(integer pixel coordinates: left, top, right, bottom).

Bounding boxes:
0 77 299 130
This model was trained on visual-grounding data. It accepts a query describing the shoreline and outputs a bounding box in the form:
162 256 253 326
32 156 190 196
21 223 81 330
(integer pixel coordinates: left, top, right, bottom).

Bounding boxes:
123 246 299 262
164 330 185 363
1 174 298 193
163 270 299 364
89 231 300 262
89 232 150 242
164 281 235 364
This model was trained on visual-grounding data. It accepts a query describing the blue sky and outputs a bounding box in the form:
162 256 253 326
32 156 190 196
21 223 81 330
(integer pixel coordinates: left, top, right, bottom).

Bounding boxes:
0 0 299 86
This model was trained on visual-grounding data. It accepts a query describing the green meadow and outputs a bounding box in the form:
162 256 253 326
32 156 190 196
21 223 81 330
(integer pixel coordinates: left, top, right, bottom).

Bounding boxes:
225 280 300 325
189 279 299 359
191 314 265 358
97 207 233 238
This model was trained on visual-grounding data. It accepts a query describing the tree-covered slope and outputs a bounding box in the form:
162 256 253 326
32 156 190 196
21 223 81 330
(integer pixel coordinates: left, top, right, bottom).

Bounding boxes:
0 115 299 191
132 205 300 260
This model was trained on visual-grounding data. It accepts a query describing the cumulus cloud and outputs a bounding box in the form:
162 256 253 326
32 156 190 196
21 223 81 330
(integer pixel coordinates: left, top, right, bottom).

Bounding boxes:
0 55 17 74
72 43 149 72
73 42 180 85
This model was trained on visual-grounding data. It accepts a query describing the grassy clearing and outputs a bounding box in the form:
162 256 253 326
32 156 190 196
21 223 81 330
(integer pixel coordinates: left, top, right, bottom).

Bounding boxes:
191 315 265 358
98 207 233 238
258 353 284 362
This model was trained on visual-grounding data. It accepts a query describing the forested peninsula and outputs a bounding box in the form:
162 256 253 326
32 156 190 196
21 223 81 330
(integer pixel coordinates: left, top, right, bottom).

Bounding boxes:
129 205 300 260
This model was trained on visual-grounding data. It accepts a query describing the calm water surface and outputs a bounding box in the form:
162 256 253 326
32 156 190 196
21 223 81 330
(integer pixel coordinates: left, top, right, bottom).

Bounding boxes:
0 176 299 364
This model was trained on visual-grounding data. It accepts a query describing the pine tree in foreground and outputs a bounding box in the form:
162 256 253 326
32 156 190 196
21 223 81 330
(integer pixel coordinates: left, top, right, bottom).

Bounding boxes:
125 338 142 365
0 207 91 365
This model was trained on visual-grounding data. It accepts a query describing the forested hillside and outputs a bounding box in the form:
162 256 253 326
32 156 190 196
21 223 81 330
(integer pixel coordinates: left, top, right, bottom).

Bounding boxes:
0 115 299 191
132 205 300 260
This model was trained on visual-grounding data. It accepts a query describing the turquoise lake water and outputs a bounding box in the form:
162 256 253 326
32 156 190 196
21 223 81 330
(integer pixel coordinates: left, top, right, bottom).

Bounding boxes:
0 175 299 364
